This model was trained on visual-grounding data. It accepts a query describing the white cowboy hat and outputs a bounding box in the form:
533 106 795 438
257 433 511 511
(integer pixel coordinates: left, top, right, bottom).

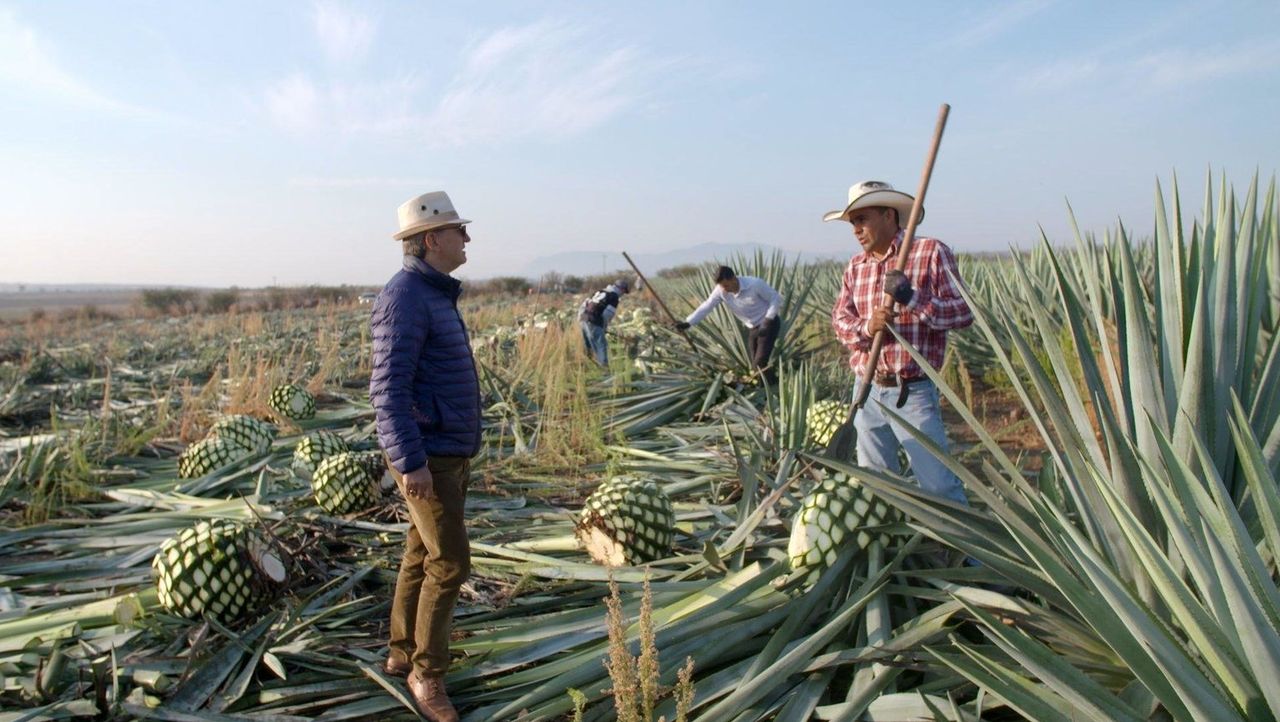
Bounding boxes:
393 191 471 240
822 180 923 225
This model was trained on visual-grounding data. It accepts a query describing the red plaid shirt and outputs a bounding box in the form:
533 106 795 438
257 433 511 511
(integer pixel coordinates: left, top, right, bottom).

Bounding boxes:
831 231 973 377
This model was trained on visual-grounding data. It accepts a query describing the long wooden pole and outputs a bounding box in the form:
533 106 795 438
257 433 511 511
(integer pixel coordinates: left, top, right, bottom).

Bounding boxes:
622 251 698 353
850 103 950 411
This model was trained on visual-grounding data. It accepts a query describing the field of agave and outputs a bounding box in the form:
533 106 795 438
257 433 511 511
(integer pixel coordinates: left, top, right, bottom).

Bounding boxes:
3 174 1279 721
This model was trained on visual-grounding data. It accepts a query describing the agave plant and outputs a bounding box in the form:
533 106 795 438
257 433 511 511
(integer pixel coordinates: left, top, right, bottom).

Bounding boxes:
825 172 1280 721
606 249 828 436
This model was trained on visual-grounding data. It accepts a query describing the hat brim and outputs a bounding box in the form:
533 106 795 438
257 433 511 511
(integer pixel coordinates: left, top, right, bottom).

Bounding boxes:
822 190 923 225
392 217 472 240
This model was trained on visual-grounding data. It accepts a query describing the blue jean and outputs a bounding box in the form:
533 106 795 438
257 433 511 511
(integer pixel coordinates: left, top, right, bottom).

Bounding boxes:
580 320 608 366
853 378 968 506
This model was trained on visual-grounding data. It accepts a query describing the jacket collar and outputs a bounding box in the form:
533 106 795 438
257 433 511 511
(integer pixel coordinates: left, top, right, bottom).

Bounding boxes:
404 255 462 299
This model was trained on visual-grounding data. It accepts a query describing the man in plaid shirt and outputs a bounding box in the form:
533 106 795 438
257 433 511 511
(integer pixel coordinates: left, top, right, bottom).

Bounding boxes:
826 180 973 506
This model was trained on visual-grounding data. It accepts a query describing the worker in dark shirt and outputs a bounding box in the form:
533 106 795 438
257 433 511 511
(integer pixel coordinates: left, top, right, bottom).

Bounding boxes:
578 279 630 366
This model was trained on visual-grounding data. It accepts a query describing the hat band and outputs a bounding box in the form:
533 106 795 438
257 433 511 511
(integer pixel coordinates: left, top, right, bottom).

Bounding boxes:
402 211 461 230
424 210 461 225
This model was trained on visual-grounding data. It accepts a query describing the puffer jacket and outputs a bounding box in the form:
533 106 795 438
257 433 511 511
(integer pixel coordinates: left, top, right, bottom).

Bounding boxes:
369 256 481 474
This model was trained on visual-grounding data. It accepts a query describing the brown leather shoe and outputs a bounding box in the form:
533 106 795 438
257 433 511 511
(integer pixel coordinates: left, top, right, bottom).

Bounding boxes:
382 657 412 677
407 673 459 722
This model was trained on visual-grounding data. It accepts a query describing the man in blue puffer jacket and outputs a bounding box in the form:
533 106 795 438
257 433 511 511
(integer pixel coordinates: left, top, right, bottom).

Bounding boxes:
369 190 480 722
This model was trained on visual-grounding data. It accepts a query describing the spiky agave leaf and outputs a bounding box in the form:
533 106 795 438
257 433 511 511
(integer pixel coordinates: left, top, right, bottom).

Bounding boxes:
268 383 316 421
152 519 286 623
176 436 254 478
788 471 903 573
311 451 381 514
209 414 276 455
576 477 675 566
291 429 350 474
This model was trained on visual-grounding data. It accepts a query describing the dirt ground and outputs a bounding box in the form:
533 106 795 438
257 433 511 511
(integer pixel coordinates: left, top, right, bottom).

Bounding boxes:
943 380 1048 476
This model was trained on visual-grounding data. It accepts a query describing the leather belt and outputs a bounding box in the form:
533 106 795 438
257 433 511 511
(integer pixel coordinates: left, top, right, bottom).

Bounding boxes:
873 372 927 388
867 372 928 408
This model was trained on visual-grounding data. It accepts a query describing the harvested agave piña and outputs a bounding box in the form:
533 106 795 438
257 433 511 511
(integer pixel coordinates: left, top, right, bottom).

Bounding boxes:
269 383 316 421
209 414 276 455
291 429 350 475
311 451 382 514
806 399 847 447
152 519 287 623
177 436 254 478
788 471 902 573
576 477 675 566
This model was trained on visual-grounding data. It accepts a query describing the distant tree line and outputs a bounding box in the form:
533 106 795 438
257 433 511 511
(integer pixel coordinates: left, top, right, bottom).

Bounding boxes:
130 263 700 316
655 263 702 280
23 306 120 324
137 285 374 316
462 268 659 298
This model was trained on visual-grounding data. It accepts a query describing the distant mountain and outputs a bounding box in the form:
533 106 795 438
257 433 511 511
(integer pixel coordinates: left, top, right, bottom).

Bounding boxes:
521 242 847 280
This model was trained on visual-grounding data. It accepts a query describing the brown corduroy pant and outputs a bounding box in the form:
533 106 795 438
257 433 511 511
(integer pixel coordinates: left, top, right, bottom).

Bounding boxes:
386 455 471 677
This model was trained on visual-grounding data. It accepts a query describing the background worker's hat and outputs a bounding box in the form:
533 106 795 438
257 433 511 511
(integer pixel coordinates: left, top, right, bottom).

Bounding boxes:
822 180 922 225
393 191 471 240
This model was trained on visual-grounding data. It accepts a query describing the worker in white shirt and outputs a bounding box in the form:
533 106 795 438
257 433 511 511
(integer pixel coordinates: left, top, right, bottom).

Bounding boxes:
674 265 783 383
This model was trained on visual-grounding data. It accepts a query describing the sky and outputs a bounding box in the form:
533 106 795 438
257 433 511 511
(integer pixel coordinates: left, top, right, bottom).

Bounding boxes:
1 0 1278 286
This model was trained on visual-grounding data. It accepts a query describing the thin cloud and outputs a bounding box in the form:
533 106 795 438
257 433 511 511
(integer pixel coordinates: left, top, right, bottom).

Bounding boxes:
263 72 421 134
1015 38 1280 93
1134 40 1280 87
1016 58 1102 91
426 20 651 146
943 0 1056 50
0 7 160 119
289 176 439 188
264 74 320 132
262 19 666 145
312 1 375 65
